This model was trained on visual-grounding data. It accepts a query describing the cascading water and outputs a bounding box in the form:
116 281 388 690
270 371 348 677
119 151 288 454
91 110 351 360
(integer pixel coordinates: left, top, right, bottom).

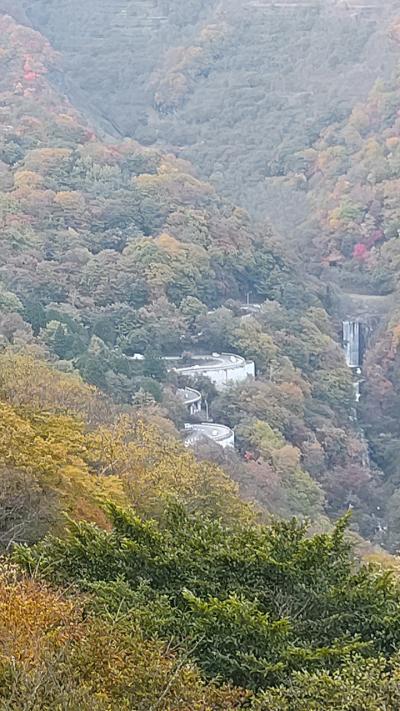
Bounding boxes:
343 320 361 369
342 319 370 468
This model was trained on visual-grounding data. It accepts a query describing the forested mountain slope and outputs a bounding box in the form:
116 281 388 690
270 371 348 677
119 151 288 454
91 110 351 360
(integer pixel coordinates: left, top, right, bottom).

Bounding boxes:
0 12 386 540
3 5 400 709
275 24 400 549
17 0 399 230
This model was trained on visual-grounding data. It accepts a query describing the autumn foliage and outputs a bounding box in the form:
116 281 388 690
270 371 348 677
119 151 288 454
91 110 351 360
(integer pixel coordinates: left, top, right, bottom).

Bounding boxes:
0 567 245 709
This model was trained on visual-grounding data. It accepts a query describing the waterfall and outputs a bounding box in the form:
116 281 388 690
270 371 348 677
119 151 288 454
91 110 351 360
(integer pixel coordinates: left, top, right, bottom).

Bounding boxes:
359 430 370 469
342 319 370 468
343 321 362 368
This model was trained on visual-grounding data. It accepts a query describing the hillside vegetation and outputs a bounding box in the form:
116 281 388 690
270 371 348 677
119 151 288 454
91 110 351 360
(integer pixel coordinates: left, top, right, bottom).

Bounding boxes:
20 0 399 229
0 2 399 544
270 20 400 549
0 351 255 549
1 4 400 708
0 13 384 539
4 502 400 709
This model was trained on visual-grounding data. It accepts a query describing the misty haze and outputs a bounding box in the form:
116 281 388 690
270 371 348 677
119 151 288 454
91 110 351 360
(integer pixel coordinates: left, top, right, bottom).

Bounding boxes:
0 1 400 708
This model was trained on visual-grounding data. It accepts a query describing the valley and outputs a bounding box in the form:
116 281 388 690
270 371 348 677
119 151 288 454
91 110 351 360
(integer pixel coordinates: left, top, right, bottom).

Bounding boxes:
0 4 400 706
0 0 398 544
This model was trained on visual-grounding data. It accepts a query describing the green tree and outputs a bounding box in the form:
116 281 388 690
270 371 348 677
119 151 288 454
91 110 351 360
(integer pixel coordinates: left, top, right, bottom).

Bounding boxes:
15 507 400 692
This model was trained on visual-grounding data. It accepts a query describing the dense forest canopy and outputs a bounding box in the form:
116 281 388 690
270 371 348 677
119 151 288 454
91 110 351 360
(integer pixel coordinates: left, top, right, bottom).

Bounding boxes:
0 0 398 545
17 0 399 229
2 1 400 707
0 12 383 543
